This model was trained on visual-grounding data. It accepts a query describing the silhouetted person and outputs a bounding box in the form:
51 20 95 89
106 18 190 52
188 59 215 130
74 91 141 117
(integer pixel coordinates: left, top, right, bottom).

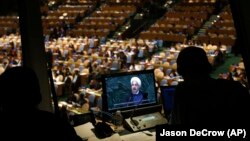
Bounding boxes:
64 68 73 96
170 46 250 126
0 66 82 141
72 69 81 93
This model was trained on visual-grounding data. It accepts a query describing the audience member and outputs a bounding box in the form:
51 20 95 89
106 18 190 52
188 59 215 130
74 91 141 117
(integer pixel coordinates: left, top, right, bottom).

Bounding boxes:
0 66 82 141
72 69 81 93
170 46 250 126
64 68 73 96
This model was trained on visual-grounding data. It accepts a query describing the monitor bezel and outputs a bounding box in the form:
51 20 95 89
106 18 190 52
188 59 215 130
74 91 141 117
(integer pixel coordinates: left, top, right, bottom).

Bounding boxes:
101 69 158 114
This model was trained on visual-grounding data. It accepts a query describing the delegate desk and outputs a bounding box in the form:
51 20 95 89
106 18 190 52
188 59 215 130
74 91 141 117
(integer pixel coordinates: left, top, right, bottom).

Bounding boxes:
74 121 156 141
59 102 157 141
60 101 158 140
72 106 165 141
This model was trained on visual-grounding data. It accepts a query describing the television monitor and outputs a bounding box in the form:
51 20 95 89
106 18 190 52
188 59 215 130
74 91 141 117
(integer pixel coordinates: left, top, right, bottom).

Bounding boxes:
101 69 159 118
160 85 176 119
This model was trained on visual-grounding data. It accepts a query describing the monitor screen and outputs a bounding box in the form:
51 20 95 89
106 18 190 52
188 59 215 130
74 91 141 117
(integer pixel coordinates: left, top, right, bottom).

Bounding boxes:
101 69 158 114
160 86 176 118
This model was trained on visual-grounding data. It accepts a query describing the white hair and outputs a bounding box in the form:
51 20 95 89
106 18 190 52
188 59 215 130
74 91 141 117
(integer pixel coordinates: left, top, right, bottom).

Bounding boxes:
130 77 141 87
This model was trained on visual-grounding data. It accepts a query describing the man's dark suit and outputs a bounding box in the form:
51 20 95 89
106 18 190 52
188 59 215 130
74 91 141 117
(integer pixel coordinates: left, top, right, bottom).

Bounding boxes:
127 91 148 106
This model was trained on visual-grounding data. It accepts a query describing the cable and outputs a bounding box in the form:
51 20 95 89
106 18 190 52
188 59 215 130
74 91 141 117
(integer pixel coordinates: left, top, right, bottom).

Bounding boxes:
91 108 114 122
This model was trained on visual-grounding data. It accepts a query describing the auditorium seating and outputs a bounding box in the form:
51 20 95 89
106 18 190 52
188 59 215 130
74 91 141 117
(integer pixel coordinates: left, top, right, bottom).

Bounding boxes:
0 0 246 110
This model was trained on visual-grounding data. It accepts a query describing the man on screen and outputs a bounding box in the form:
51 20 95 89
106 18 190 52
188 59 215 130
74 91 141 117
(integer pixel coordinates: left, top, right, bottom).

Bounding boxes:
127 77 148 106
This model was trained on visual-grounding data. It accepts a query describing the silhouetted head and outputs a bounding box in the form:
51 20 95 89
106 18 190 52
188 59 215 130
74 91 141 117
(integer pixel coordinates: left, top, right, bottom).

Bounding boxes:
177 46 212 78
0 66 41 110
